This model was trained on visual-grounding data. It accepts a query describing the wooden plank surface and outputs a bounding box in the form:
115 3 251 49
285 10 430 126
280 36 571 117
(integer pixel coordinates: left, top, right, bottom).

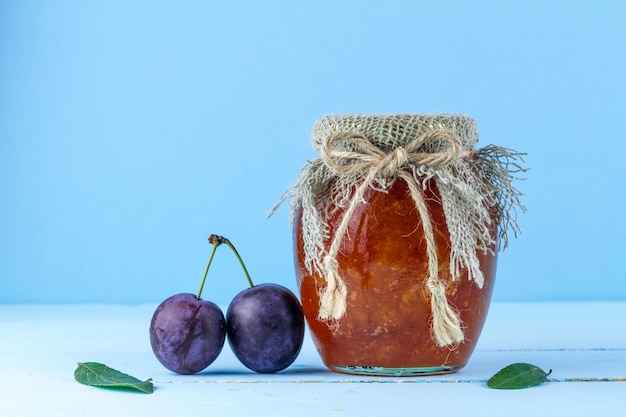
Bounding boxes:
1 302 624 416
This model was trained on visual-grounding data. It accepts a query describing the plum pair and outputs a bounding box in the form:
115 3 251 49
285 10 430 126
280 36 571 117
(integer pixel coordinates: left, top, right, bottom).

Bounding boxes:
149 235 305 375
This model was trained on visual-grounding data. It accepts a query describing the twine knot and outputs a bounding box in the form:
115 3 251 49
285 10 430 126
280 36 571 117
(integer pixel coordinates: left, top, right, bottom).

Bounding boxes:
381 147 409 176
321 129 465 179
318 128 469 346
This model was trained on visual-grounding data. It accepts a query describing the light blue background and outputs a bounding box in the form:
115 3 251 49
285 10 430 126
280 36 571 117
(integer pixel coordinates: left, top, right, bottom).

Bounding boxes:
2 1 625 306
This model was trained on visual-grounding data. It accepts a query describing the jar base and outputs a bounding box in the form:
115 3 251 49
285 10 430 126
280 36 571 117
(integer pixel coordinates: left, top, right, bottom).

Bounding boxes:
328 364 463 377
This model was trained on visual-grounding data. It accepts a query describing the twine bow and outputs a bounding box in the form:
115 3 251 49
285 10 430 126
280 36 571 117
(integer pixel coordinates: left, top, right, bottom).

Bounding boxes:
318 129 471 346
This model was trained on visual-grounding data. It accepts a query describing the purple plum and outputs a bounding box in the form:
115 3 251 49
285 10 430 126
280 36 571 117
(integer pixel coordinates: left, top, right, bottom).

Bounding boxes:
150 293 226 374
226 283 305 373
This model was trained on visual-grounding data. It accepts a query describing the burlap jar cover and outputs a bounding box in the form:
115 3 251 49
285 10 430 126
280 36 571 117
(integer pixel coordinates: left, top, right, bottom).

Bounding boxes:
271 113 526 347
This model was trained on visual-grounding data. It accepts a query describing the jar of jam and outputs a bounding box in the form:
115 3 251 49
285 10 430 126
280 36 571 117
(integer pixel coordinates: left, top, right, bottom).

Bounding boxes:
275 114 524 376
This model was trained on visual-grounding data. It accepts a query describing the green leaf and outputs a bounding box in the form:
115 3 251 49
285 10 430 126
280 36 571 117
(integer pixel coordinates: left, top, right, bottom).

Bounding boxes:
74 362 154 394
487 363 551 390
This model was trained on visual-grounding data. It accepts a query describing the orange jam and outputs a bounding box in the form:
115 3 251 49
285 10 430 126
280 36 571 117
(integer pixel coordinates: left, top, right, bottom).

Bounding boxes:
294 177 497 376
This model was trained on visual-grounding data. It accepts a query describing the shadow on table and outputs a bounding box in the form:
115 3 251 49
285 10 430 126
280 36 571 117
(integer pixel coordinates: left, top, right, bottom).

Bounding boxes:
196 365 331 377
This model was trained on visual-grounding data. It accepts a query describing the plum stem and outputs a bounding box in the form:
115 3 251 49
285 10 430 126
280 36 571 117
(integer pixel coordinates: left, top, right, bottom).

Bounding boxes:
196 240 219 300
208 234 255 289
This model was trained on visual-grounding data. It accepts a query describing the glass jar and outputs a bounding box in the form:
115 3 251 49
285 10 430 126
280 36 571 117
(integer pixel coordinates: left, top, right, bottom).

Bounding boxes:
276 114 523 376
294 178 497 375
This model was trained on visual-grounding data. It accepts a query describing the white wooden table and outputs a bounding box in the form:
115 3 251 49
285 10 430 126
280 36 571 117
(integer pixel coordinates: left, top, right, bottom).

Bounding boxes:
1 302 624 416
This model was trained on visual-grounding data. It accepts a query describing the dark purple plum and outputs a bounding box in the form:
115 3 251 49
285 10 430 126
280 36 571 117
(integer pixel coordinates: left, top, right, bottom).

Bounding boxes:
150 293 226 374
226 283 305 373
